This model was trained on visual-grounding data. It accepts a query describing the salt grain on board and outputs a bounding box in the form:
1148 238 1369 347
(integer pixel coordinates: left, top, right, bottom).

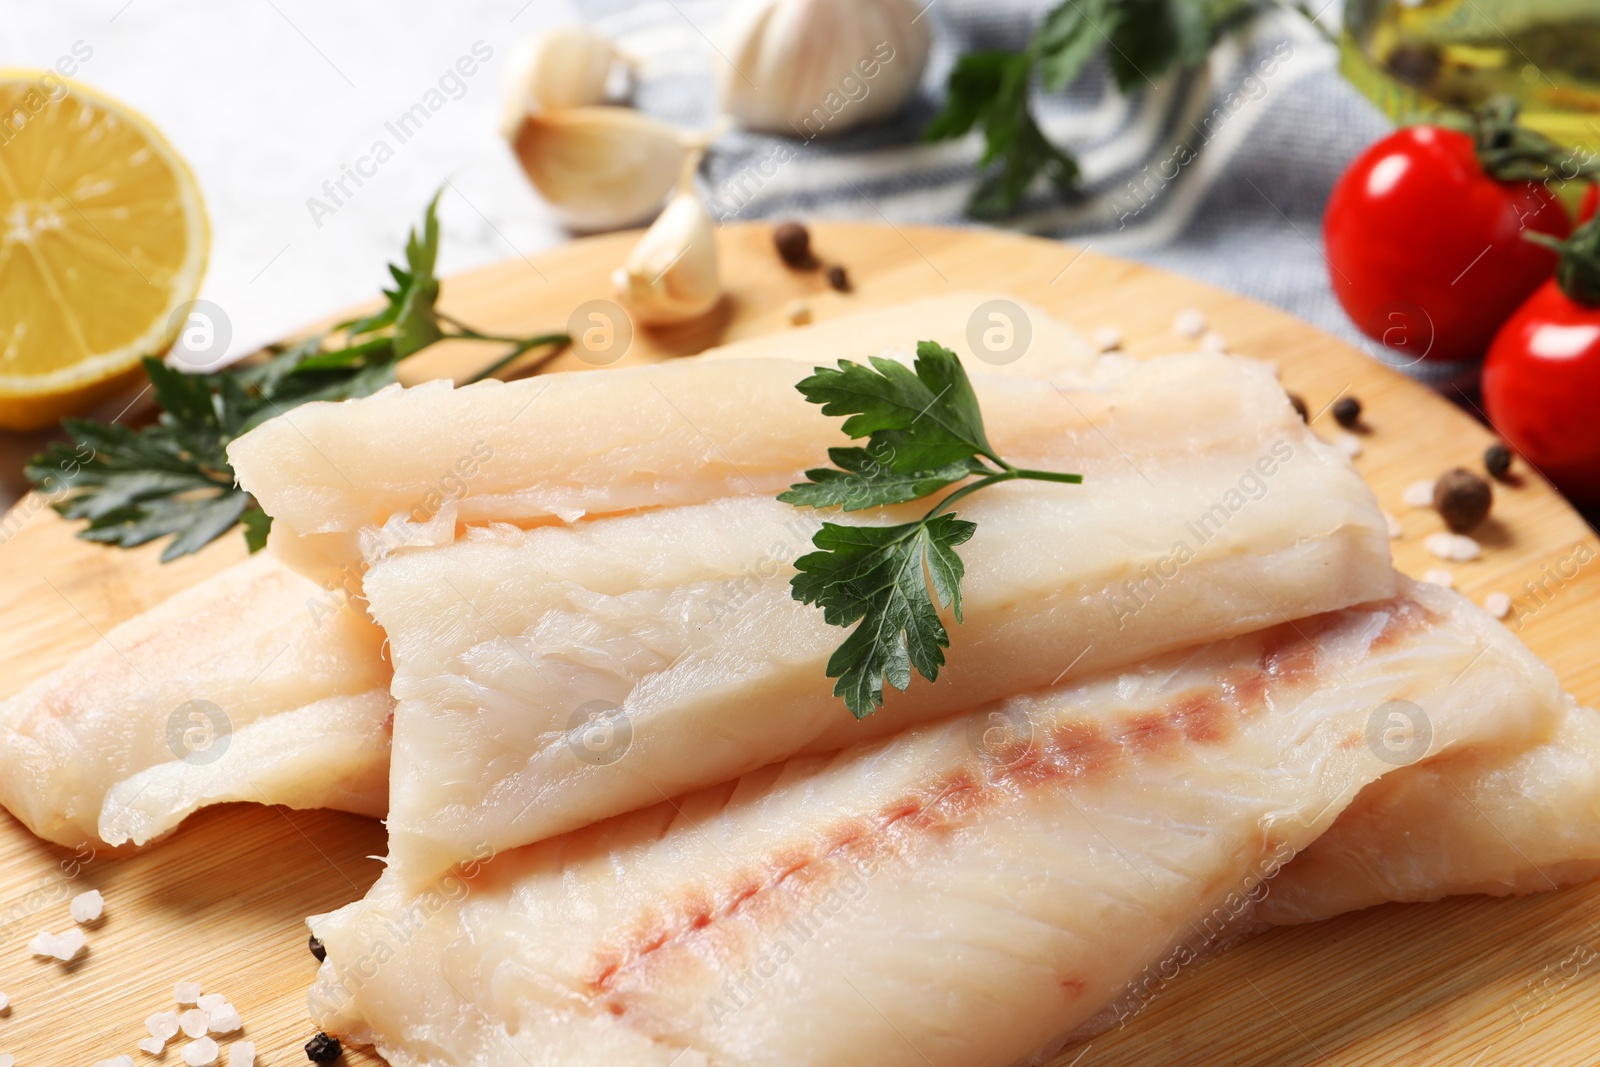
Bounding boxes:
1092 325 1122 352
206 1003 241 1034
1199 330 1227 353
1424 532 1457 559
70 889 104 923
196 993 227 1013
228 1040 256 1067
138 1036 167 1054
1403 479 1436 508
182 1037 219 1066
93 1057 134 1067
1383 511 1403 539
28 928 86 961
1173 308 1206 337
175 981 202 1005
179 1007 209 1038
1335 432 1362 458
0 1053 12 1067
0 991 9 1010
1425 532 1481 562
147 1010 180 1042
1486 592 1513 619
1423 569 1455 589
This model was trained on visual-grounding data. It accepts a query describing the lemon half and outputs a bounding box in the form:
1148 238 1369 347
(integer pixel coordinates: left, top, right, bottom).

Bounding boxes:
0 72 208 430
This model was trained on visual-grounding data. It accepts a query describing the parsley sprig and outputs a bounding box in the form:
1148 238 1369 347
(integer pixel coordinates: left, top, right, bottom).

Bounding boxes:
780 342 1082 718
924 0 1303 218
26 193 568 562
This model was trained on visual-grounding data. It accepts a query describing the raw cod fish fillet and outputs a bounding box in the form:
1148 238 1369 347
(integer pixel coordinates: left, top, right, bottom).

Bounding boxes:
308 579 1565 1067
362 354 1394 883
0 552 393 848
227 293 1097 582
1259 699 1600 925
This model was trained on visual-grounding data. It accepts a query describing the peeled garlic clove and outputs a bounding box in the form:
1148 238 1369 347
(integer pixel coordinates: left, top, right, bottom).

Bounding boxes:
613 188 720 326
500 26 626 136
507 107 700 232
716 0 930 137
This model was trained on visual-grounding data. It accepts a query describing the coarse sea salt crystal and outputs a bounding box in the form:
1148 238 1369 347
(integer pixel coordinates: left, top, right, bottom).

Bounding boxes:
138 1036 167 1054
196 992 227 1013
1425 532 1480 561
1383 511 1403 539
1403 479 1436 508
1486 591 1512 619
182 1037 219 1066
0 991 8 1010
1335 432 1362 458
28 928 86 961
70 889 104 923
1173 308 1206 337
95 1056 134 1067
1423 568 1454 589
1092 325 1122 352
228 1040 256 1067
175 981 202 1005
179 1007 210 1038
148 1009 180 1041
1199 330 1227 353
0 1054 13 1067
206 1003 241 1034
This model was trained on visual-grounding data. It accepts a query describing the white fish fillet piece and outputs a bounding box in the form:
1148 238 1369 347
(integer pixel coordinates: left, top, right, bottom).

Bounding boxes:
0 552 392 848
227 295 1097 583
366 356 1393 883
308 579 1563 1067
1259 700 1600 925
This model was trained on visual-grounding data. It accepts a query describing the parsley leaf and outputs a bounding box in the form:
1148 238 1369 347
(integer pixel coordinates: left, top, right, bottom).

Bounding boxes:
782 342 1082 718
28 192 568 562
792 516 976 715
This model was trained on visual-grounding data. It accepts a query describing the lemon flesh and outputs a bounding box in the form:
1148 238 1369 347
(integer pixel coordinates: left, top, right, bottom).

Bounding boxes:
0 73 207 430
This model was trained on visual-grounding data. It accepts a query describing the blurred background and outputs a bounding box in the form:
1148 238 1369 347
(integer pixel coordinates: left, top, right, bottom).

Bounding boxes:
3 0 1598 519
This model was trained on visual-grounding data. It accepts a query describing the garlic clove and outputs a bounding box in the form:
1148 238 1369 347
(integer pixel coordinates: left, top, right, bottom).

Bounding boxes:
507 107 705 232
614 188 721 326
500 26 628 135
715 0 931 137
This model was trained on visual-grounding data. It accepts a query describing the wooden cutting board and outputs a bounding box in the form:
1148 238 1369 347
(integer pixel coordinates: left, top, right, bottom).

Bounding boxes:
1 222 1596 1067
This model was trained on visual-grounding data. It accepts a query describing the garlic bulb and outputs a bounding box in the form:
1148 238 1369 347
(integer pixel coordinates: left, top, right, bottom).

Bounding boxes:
500 26 628 136
613 178 720 326
715 0 930 137
506 107 709 231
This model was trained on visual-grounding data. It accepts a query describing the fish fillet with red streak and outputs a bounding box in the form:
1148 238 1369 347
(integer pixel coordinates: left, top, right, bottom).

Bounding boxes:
306 577 1566 1067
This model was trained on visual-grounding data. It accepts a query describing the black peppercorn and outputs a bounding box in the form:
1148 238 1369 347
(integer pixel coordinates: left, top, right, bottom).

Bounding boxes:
773 222 814 268
1287 393 1309 422
826 264 851 292
1332 396 1362 428
1484 442 1512 481
309 934 326 962
1434 467 1493 532
306 1031 342 1063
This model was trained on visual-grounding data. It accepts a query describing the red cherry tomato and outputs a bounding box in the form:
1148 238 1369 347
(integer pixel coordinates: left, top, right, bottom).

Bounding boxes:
1483 279 1600 506
1325 126 1570 364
